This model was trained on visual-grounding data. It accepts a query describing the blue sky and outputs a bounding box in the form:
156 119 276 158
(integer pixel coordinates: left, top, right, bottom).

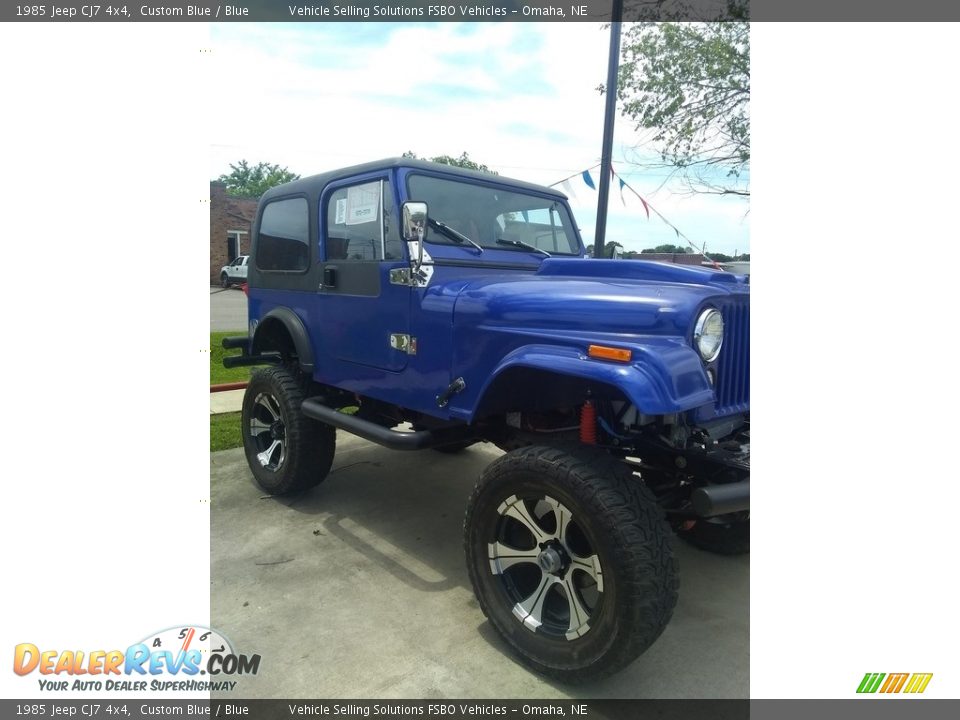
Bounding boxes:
210 22 749 255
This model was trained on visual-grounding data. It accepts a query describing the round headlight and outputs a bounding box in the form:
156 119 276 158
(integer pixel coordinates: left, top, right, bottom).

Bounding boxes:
694 308 724 362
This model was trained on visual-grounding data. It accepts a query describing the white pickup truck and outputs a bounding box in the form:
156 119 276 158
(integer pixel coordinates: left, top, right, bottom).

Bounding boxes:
219 255 248 288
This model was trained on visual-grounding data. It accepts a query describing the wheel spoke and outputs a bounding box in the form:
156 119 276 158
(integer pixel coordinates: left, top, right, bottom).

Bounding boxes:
256 439 282 467
512 572 557 631
556 506 573 545
249 418 272 436
487 542 541 574
569 554 604 592
560 575 593 640
255 395 280 422
539 496 574 543
499 496 549 543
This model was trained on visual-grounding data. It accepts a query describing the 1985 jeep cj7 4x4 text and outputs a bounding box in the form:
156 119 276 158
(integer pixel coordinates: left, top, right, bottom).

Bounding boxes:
223 158 749 682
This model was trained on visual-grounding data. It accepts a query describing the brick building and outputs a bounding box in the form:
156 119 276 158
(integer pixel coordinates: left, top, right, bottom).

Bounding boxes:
210 181 258 284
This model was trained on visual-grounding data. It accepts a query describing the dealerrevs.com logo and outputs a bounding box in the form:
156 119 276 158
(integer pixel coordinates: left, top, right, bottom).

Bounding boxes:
13 626 260 692
857 673 933 694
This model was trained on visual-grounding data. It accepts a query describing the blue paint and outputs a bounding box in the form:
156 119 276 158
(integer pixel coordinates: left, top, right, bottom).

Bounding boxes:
246 159 749 426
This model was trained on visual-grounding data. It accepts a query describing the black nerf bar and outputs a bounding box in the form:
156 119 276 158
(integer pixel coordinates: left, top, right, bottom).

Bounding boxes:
691 480 749 517
301 398 475 451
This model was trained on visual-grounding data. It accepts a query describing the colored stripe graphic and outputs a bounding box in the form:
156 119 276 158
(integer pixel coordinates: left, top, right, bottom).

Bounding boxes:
857 673 885 693
857 672 933 694
880 673 909 693
903 673 933 694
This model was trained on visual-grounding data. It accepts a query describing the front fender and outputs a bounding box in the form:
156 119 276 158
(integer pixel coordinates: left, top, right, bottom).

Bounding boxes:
459 340 714 423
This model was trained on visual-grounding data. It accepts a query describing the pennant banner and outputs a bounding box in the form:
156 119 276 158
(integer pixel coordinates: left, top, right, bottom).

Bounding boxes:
548 164 725 269
559 178 578 202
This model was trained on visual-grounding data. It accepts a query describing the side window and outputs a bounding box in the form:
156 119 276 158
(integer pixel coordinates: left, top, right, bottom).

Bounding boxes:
325 180 402 262
257 197 310 272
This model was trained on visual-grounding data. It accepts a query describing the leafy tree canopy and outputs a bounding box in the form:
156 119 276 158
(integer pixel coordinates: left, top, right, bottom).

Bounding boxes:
641 244 690 254
402 151 498 175
216 160 300 198
608 22 749 196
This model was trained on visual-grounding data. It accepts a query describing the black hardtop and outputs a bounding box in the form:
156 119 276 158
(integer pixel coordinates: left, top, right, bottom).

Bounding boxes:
259 157 569 204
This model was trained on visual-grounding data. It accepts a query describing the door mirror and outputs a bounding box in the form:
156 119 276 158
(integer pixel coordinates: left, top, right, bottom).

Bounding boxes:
401 202 428 242
402 201 428 272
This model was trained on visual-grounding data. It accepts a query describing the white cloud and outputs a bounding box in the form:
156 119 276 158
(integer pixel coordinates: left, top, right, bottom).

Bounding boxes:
210 22 749 255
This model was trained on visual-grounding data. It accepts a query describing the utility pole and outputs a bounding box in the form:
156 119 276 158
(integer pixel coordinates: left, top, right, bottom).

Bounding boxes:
593 0 623 260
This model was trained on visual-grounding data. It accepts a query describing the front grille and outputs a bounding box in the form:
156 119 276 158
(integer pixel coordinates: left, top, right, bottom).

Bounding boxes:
714 299 750 416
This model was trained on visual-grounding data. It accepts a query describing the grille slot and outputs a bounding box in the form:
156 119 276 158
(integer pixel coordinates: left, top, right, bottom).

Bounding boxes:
714 300 750 416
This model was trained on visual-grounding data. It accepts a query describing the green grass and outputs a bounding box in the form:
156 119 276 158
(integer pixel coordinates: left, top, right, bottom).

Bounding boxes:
211 412 243 452
211 331 252 385
210 332 247 451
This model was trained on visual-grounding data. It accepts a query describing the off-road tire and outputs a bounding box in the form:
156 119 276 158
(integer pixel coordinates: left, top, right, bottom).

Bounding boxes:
241 365 335 495
678 518 749 555
464 445 679 682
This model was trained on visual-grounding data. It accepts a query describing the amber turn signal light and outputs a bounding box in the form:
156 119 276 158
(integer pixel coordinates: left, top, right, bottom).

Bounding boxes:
587 345 632 362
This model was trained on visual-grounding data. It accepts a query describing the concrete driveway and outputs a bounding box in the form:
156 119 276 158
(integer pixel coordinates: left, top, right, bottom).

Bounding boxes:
210 286 247 332
211 436 748 698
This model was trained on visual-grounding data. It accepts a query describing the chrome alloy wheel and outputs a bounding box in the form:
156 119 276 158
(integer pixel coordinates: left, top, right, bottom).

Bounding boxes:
488 494 604 640
248 392 287 470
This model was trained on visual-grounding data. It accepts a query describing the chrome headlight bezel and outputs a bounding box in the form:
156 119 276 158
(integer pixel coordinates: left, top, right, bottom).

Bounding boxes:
694 308 724 363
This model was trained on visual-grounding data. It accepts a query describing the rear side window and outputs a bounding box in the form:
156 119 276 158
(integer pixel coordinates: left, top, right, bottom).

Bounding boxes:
257 197 309 271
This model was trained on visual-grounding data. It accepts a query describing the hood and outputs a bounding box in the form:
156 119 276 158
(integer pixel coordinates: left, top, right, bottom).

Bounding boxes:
451 259 748 338
537 257 748 288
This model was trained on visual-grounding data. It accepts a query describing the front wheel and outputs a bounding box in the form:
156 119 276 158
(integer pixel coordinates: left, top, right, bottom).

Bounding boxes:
241 365 335 495
220 273 230 288
464 445 678 682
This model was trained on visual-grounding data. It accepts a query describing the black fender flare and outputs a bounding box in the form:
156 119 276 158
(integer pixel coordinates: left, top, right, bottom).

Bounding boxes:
251 307 314 372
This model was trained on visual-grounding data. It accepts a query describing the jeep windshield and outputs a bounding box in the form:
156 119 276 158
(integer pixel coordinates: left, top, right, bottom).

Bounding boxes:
407 174 581 255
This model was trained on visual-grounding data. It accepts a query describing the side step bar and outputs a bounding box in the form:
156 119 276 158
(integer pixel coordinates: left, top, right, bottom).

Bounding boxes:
301 398 476 451
691 480 749 517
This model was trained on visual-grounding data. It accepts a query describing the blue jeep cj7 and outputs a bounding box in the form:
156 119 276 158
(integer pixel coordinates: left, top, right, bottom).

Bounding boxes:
223 158 750 681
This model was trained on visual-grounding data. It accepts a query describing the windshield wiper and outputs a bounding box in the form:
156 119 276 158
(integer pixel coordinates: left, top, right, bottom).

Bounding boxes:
427 218 483 253
496 238 552 257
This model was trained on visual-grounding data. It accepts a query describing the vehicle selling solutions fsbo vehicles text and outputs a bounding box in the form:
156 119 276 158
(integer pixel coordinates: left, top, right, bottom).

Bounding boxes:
287 4 508 17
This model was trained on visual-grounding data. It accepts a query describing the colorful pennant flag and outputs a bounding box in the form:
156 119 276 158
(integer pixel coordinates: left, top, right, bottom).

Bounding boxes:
559 178 578 202
581 170 596 190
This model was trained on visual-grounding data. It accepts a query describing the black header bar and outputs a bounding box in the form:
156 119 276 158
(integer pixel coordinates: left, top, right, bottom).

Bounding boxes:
4 0 960 22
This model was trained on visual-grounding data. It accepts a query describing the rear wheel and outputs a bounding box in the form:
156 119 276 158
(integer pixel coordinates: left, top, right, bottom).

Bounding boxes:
241 365 335 495
464 445 678 682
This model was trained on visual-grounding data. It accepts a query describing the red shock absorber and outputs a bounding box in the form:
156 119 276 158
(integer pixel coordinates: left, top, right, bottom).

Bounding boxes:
579 399 597 445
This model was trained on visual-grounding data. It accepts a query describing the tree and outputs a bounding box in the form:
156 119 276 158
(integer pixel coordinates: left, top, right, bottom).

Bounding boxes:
402 151 498 174
216 160 300 198
606 23 749 196
642 244 689 254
